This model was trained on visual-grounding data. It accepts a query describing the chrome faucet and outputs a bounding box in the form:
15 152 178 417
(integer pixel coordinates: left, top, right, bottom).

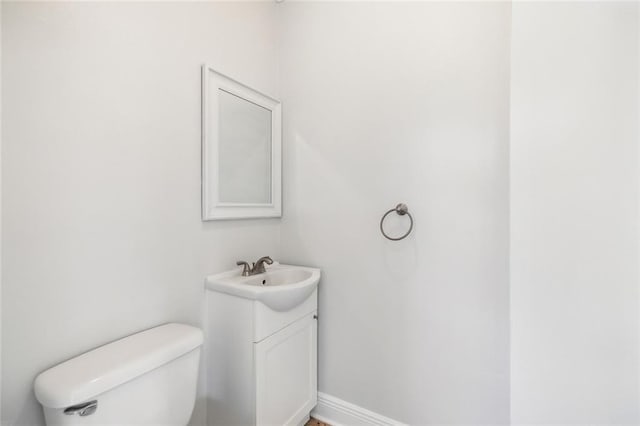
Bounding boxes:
252 256 274 274
236 256 274 276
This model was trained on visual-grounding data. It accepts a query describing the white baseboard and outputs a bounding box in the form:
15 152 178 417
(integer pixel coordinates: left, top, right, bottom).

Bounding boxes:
311 392 407 426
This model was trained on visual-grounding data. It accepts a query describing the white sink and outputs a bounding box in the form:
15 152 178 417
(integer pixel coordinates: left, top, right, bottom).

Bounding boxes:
205 263 320 311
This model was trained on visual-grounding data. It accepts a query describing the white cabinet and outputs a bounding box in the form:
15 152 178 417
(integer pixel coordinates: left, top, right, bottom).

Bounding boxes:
205 287 318 426
255 315 317 426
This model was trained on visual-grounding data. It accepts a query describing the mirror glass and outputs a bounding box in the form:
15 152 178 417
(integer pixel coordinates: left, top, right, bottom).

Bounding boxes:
218 89 272 204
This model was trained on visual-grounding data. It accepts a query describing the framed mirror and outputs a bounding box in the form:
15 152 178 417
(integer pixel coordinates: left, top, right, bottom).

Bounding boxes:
201 65 282 220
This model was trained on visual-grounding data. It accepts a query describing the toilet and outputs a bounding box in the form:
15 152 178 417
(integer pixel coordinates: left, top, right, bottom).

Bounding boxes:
34 323 203 426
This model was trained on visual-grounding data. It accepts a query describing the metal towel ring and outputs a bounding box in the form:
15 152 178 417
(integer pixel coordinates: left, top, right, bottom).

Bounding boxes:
380 203 414 241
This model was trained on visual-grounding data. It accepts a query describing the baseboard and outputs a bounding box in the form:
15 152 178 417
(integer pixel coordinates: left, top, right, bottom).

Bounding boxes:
311 392 407 426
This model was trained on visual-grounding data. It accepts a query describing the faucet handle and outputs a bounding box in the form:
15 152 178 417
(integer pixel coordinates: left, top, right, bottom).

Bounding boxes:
236 261 251 277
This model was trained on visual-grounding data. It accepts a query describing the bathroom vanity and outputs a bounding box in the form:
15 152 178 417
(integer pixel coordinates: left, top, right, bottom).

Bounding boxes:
205 263 320 426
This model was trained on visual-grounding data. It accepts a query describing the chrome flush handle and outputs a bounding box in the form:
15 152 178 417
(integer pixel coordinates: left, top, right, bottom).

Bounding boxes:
64 400 98 416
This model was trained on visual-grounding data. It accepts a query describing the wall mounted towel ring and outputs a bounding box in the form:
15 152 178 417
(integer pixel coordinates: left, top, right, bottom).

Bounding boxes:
380 203 414 241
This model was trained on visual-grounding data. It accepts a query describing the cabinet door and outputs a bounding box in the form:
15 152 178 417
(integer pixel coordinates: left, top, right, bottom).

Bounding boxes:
255 313 317 426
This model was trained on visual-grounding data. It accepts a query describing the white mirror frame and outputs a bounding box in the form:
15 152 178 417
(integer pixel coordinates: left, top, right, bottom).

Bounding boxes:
202 65 282 220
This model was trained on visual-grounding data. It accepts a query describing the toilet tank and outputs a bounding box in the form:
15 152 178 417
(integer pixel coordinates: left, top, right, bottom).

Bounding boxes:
34 323 203 426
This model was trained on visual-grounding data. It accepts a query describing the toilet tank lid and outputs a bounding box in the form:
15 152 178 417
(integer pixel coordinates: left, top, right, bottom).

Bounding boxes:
34 323 203 408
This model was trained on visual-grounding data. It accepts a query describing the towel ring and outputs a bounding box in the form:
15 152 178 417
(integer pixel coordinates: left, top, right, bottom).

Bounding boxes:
380 203 414 241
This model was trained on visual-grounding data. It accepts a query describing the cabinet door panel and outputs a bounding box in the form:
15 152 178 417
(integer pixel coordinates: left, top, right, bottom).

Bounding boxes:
255 313 317 426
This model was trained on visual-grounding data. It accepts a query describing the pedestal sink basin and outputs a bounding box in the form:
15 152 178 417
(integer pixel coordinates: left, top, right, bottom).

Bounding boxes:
205 262 320 311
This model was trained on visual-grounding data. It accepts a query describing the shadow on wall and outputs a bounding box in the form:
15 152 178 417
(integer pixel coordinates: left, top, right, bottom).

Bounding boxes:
189 397 207 426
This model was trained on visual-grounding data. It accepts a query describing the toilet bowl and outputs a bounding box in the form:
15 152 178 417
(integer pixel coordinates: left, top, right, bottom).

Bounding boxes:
34 323 203 426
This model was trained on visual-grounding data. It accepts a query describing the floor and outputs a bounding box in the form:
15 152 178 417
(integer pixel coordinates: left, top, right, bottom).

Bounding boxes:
305 418 330 426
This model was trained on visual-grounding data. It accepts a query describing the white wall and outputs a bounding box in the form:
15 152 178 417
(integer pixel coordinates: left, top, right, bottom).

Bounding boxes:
510 2 639 424
0 2 3 423
1 3 280 425
277 3 511 424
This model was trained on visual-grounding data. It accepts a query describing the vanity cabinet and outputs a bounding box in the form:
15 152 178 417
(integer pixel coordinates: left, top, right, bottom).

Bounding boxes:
255 314 317 425
205 283 318 426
